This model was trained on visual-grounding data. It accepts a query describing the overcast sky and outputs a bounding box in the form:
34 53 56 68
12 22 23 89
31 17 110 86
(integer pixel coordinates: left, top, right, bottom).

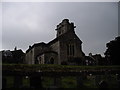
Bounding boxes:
1 2 118 56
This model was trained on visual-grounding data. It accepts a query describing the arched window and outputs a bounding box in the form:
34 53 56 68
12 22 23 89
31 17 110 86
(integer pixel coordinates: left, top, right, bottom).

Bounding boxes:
37 56 41 64
50 58 54 64
72 45 74 56
67 44 74 56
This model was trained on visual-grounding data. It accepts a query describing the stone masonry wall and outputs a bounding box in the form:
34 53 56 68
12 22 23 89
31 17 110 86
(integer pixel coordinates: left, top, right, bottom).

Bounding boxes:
49 41 60 64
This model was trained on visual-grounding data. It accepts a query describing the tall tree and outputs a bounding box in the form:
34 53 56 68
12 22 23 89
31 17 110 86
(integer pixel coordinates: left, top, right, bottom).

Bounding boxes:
104 36 120 65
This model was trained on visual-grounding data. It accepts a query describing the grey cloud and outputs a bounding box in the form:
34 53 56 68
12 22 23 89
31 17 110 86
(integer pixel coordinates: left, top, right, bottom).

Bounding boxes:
2 2 118 56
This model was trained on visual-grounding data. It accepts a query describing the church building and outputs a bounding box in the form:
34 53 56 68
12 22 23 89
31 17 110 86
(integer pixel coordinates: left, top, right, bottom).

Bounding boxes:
25 19 85 65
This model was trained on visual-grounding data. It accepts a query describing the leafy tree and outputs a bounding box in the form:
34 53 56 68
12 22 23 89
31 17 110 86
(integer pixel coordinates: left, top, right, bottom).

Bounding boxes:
104 36 120 65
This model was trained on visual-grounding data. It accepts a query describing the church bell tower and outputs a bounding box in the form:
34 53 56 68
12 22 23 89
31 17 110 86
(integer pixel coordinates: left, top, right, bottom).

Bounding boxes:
55 19 76 37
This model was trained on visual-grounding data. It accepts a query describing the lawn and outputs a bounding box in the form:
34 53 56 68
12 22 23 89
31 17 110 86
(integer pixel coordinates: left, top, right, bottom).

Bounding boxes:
2 64 120 88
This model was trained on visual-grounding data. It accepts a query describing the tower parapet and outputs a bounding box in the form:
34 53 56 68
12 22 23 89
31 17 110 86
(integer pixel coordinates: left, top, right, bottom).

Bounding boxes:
55 19 76 37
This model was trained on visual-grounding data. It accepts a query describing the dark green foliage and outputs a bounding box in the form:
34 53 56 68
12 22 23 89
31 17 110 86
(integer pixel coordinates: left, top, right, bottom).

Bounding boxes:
105 36 120 65
3 64 120 72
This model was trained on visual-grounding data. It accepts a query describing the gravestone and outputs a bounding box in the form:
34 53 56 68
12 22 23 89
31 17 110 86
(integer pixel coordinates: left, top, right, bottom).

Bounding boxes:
13 76 23 88
30 75 42 88
95 75 101 87
2 77 7 89
76 75 83 88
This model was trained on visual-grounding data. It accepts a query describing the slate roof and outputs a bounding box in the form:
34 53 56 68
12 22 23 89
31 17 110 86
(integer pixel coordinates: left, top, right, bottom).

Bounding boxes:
26 42 47 53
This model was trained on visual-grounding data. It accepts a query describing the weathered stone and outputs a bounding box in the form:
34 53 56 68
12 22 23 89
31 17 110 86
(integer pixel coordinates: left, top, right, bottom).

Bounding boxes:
25 19 85 65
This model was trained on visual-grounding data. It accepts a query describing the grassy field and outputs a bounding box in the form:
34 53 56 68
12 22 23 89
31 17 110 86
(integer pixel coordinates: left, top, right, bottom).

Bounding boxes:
4 75 119 88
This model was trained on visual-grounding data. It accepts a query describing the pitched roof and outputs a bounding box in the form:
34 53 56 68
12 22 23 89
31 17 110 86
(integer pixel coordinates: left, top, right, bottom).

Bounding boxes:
11 49 25 57
26 42 47 53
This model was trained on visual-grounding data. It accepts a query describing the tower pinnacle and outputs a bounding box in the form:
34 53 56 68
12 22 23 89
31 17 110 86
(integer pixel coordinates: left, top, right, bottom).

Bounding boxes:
55 19 76 37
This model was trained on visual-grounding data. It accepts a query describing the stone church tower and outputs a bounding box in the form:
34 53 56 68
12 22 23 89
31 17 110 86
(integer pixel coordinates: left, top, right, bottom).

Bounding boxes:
54 19 85 65
25 19 85 65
